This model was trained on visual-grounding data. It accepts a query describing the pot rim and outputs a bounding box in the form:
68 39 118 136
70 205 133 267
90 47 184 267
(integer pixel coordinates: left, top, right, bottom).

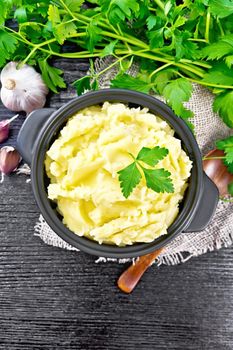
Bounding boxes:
31 89 203 258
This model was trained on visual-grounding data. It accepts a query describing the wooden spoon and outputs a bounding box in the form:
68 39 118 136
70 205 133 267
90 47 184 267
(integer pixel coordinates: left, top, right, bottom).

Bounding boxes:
117 149 233 293
117 248 164 293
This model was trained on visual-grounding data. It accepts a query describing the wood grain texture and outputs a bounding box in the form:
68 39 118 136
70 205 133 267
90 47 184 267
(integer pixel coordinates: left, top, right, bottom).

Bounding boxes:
0 58 233 350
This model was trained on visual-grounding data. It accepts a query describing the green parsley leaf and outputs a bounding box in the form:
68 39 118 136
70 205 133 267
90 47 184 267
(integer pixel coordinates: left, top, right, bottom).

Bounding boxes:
202 62 233 86
173 30 199 60
91 78 99 91
213 91 233 128
146 15 158 31
100 0 140 23
48 4 60 25
110 73 151 93
54 21 77 45
228 182 233 196
172 15 187 29
86 20 102 53
14 7 27 23
0 1 8 25
201 35 233 60
142 168 174 193
48 4 77 44
112 0 139 18
216 135 233 173
208 0 233 18
148 28 164 49
163 78 193 119
153 68 176 94
117 146 174 198
73 76 91 95
63 0 84 13
117 162 142 198
100 40 118 58
38 59 66 93
164 1 173 16
225 55 233 68
0 30 18 67
137 146 169 166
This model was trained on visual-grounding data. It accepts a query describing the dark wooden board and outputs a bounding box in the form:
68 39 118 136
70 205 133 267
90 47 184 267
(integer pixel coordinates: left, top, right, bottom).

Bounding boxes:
0 58 233 350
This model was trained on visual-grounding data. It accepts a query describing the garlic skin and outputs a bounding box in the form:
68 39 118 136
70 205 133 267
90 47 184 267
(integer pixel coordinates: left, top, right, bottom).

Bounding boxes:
0 146 22 176
0 114 19 143
0 62 48 114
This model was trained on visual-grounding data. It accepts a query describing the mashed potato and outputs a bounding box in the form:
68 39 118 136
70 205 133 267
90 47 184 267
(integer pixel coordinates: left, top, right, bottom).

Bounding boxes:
45 102 192 246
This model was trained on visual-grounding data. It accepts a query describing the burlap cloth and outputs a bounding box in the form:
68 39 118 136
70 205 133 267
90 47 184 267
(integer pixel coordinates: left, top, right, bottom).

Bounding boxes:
34 58 233 265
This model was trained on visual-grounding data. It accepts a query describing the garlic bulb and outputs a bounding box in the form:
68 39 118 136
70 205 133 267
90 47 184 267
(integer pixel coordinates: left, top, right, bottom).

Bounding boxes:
0 62 48 114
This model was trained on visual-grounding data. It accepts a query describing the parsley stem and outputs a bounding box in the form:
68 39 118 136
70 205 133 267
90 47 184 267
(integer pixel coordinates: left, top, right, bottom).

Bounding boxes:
180 63 205 77
216 18 225 37
95 54 132 78
153 0 165 11
101 20 118 35
187 79 233 90
149 63 174 79
132 51 205 78
38 48 101 58
101 31 148 50
117 24 130 52
202 156 225 161
205 10 211 43
19 46 38 67
128 153 137 162
177 70 233 90
180 59 212 69
194 20 200 39
189 38 207 43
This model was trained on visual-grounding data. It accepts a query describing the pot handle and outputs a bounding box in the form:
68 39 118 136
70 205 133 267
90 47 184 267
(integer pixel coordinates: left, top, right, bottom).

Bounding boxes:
184 173 219 232
17 108 56 165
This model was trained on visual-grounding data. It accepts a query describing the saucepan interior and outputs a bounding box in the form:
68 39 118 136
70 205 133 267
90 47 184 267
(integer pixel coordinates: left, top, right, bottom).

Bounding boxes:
31 89 203 258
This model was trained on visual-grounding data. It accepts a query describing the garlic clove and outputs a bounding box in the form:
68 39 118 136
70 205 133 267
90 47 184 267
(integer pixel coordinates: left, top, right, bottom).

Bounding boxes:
0 146 22 175
0 114 19 143
0 62 49 114
0 121 10 143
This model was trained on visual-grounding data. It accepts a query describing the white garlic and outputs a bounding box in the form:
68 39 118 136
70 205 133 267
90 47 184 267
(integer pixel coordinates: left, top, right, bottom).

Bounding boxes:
0 62 48 114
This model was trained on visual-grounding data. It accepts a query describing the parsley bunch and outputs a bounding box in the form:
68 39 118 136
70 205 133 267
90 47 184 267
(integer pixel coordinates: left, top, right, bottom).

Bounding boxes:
1 0 233 128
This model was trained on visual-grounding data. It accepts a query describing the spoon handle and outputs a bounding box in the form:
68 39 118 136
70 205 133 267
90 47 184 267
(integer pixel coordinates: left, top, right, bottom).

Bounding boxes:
117 248 164 293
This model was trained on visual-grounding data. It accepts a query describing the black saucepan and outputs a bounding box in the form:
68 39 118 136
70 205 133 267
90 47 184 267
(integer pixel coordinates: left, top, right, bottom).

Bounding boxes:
17 89 219 258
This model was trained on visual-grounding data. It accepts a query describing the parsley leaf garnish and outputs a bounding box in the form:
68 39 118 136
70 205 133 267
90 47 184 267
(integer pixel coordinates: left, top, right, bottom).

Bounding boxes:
117 146 174 198
118 162 142 199
137 146 168 166
142 168 174 193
